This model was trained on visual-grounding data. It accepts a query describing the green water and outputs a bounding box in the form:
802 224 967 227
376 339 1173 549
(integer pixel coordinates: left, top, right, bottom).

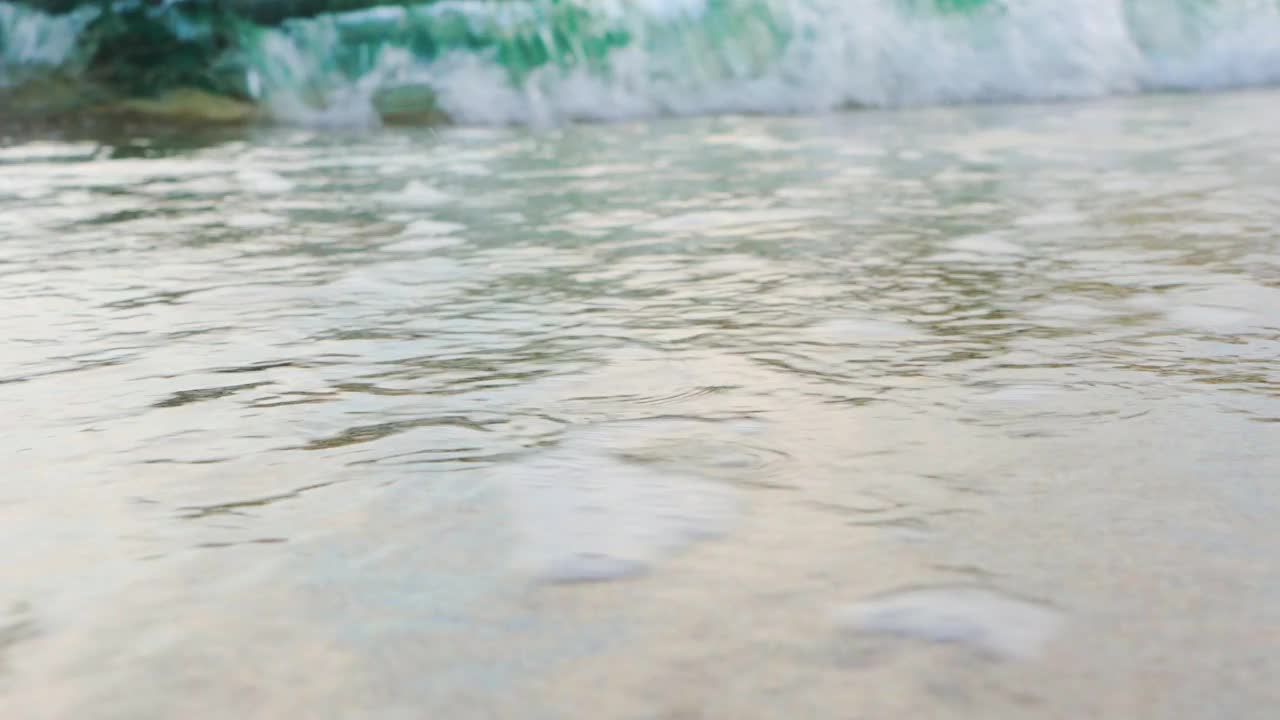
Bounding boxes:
2 90 1280 718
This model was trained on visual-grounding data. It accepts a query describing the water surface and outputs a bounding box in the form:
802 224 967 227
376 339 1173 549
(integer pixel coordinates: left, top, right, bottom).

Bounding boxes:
3 91 1280 719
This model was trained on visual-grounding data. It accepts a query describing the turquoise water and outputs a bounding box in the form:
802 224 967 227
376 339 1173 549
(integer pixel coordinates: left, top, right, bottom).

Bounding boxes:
2 89 1280 717
3 0 1280 124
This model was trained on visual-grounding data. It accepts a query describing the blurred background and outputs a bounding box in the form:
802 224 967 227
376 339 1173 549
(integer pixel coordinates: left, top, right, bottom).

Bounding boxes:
4 0 1280 125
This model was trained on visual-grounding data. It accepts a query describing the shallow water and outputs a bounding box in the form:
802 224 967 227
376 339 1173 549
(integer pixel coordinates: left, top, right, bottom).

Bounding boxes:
3 91 1280 719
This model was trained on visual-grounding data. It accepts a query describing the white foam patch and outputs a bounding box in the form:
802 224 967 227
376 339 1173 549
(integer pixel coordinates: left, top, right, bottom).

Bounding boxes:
642 208 829 233
806 317 927 342
380 217 468 250
225 212 287 229
400 218 465 236
1128 290 1275 333
1026 302 1115 322
1013 205 1089 227
834 585 1063 660
947 234 1025 255
382 180 454 207
496 427 736 583
236 169 295 194
1165 305 1265 332
381 236 463 252
979 383 1064 404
